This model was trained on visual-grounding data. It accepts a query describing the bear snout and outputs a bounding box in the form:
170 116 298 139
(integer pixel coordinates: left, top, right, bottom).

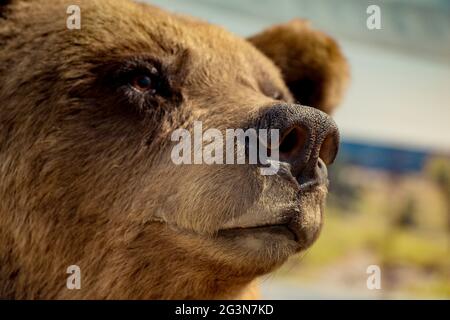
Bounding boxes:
255 103 339 187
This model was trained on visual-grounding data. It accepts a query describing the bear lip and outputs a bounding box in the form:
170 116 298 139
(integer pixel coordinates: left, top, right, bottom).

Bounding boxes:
218 210 301 242
217 223 298 242
217 184 327 248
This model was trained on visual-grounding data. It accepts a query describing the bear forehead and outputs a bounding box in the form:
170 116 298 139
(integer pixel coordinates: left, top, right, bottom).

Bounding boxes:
8 0 261 62
3 0 286 94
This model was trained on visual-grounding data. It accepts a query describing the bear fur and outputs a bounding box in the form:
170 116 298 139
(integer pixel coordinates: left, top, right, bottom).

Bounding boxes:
0 0 349 299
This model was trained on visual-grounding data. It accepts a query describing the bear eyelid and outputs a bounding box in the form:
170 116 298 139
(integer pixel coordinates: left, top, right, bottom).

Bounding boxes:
260 84 288 102
256 76 290 102
271 91 284 101
114 58 162 81
109 57 175 98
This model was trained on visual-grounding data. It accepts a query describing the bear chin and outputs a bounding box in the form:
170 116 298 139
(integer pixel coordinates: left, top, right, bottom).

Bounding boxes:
173 188 326 272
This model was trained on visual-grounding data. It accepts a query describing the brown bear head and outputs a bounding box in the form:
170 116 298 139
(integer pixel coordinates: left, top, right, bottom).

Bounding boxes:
0 0 349 299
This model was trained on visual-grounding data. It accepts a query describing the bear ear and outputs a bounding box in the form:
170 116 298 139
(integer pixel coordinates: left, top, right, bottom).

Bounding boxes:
248 19 350 114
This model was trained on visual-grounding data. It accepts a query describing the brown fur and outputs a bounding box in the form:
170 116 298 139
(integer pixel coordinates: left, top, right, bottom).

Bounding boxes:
0 0 349 299
249 19 350 114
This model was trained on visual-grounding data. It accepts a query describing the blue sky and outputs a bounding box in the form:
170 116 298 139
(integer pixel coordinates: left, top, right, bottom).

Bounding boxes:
334 40 450 152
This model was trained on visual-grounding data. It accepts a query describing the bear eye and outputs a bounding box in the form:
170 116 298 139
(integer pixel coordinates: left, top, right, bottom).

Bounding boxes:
131 74 155 93
105 58 179 109
259 80 286 102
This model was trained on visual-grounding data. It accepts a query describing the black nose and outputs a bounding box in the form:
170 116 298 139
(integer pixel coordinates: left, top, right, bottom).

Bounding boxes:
258 104 339 184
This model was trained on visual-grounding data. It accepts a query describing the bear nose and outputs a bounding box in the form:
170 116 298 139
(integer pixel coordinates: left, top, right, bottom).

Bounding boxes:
259 104 339 184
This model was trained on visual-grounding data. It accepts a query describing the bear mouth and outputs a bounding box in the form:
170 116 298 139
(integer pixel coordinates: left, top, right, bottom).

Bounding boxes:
217 205 319 247
218 219 299 242
217 184 327 251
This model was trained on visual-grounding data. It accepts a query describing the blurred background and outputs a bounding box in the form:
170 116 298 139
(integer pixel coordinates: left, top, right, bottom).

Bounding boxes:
144 0 450 299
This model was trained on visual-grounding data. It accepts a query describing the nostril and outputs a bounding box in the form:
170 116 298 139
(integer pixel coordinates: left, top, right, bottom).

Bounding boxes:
279 125 308 162
319 133 339 165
